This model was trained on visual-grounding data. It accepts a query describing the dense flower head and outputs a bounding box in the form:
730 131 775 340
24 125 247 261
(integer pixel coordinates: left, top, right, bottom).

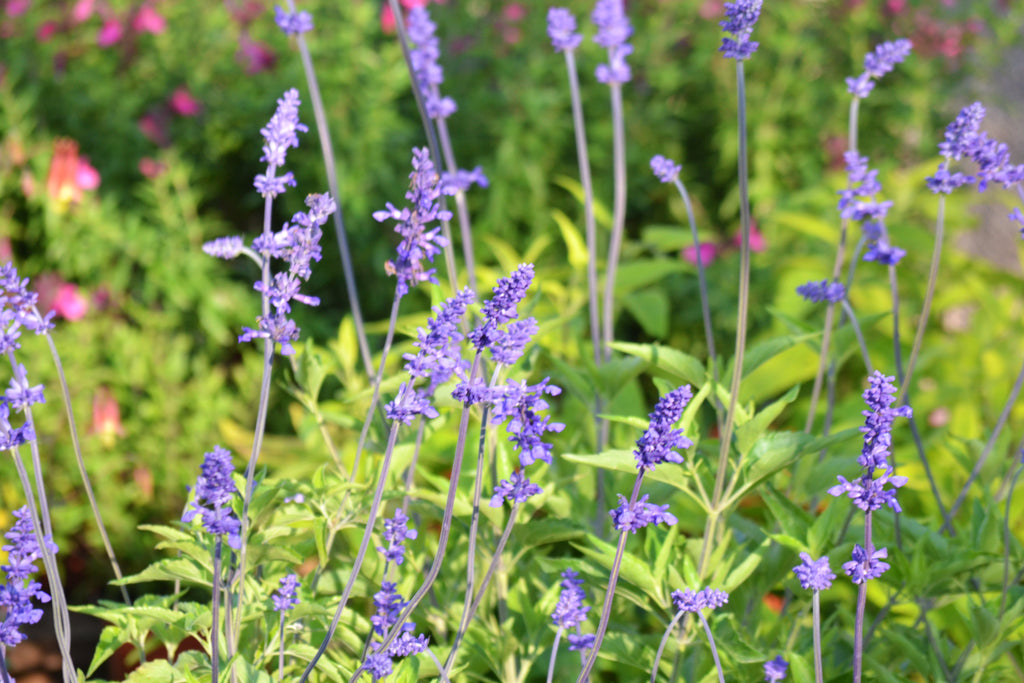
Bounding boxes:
441 166 489 193
837 153 905 266
5 363 44 413
938 102 985 161
490 470 542 507
551 568 590 629
568 632 596 651
378 510 418 566
272 573 300 613
182 445 242 549
650 155 682 184
592 0 632 83
374 148 451 299
846 39 912 98
489 377 564 467
609 493 677 533
843 544 890 584
671 587 729 613
796 279 846 304
719 0 762 60
385 382 440 425
406 7 457 119
403 288 474 395
0 507 55 646
858 371 913 471
547 7 582 52
793 552 835 591
469 264 537 358
202 236 245 260
634 385 693 471
258 88 307 172
0 264 55 355
0 401 35 451
274 5 313 35
764 655 789 682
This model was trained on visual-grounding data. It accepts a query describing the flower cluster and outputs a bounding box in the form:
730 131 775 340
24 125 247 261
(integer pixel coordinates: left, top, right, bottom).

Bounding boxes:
719 0 762 60
253 88 306 198
650 154 682 184
763 655 789 682
402 287 474 396
468 263 538 365
845 39 912 99
406 7 456 120
609 493 677 533
551 568 595 651
828 372 911 584
274 5 313 35
670 587 729 613
373 148 451 299
792 552 835 591
546 7 582 53
926 102 1024 232
837 152 904 266
272 573 301 613
1 263 55 355
441 166 489 193
182 445 242 550
796 279 845 304
363 511 429 681
592 0 633 84
0 506 56 646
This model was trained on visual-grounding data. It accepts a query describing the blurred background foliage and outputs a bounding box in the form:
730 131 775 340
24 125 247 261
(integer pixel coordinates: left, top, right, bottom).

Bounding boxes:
1 0 1023 613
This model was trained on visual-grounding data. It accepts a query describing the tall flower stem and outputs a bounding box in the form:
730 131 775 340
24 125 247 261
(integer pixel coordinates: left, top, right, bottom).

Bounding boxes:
700 60 752 578
696 612 726 683
805 96 860 433
388 0 460 294
277 611 287 681
38 329 131 605
812 589 825 683
1000 447 1024 618
600 81 627 365
285 0 372 379
343 354 484 680
852 512 874 683
210 538 223 683
300 420 402 681
649 611 687 683
435 115 478 293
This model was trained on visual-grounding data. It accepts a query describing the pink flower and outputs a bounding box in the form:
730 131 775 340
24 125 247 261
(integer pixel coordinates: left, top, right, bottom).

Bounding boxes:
381 3 396 33
97 18 123 47
5 0 29 18
682 243 720 266
0 237 12 262
138 157 166 178
52 282 88 320
76 157 100 191
169 87 201 117
70 0 95 23
36 20 59 41
91 387 126 447
730 221 766 252
138 111 170 147
236 33 275 74
503 3 526 21
132 5 166 34
699 0 724 20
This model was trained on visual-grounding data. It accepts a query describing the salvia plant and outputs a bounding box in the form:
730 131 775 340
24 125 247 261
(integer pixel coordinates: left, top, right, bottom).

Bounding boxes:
1 0 1023 682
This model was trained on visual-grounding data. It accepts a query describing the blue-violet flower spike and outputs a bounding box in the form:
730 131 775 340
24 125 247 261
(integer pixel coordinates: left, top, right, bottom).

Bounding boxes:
719 0 762 60
547 7 582 52
764 655 789 682
793 552 835 591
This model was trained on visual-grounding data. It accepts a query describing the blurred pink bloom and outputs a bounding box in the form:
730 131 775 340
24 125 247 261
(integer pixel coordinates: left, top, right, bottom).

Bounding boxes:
76 157 100 190
0 237 11 262
683 243 720 266
36 20 58 41
138 112 170 147
71 0 95 23
381 3 396 33
132 5 165 34
97 18 123 46
169 87 201 116
730 221 765 252
224 0 263 26
52 282 88 320
91 387 126 446
699 0 723 20
402 0 430 7
503 3 526 21
138 157 166 178
236 33 275 74
5 0 29 17
885 0 906 13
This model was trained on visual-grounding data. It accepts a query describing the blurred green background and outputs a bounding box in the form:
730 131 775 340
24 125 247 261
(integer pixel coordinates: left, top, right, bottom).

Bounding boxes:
1 0 1023 604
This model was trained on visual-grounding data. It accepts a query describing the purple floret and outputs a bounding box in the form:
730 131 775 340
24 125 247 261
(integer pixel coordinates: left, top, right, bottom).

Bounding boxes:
551 568 590 629
792 552 835 591
547 7 582 52
274 5 313 35
796 280 845 304
719 0 762 60
609 494 677 533
764 655 789 682
490 471 542 507
272 573 300 613
843 544 890 584
633 385 693 471
650 155 682 184
671 587 729 613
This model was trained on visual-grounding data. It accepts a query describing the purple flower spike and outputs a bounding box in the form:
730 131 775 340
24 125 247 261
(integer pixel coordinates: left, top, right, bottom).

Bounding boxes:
547 7 582 52
407 7 457 120
796 279 845 304
592 0 633 84
385 382 440 425
274 5 313 35
764 655 789 682
469 263 536 356
719 0 762 60
182 445 242 550
650 155 682 184
845 39 912 99
202 236 245 260
938 102 985 161
5 364 45 412
0 507 56 646
634 385 693 471
552 568 591 628
568 633 596 651
671 587 729 613
609 493 677 533
793 552 835 591
258 88 307 172
403 287 474 396
843 544 890 584
272 573 300 613
490 471 542 507
489 377 564 468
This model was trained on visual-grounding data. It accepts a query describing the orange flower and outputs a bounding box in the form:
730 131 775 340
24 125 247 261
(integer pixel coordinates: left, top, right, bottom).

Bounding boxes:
45 138 99 206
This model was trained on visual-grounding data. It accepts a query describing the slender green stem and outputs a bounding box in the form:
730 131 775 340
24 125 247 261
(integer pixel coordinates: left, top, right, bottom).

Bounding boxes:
277 611 287 681
812 589 824 683
547 628 565 683
697 612 725 683
1000 445 1024 619
211 538 223 683
286 0 373 379
700 59 752 579
350 297 402 480
839 299 873 374
852 511 873 683
650 611 687 683
600 81 627 364
435 114 478 293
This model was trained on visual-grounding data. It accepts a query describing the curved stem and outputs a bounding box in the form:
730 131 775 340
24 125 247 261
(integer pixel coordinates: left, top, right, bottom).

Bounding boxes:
1001 445 1024 618
211 538 223 683
852 511 873 683
435 115 478 294
350 297 402 479
649 611 686 683
287 0 373 379
839 299 873 374
812 589 824 683
696 612 725 683
547 628 565 683
601 81 627 364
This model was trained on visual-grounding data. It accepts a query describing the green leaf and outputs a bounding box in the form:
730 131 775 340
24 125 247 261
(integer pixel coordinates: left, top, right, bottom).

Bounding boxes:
609 341 706 387
723 539 769 592
734 386 799 456
561 450 691 498
622 288 669 338
970 601 999 647
575 535 662 603
551 208 588 269
760 484 812 543
88 624 128 677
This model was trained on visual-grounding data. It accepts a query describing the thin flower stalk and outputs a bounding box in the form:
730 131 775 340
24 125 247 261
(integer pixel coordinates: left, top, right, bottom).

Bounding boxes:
277 0 374 379
210 537 224 682
793 552 835 683
546 569 595 682
1001 449 1024 618
657 589 729 683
